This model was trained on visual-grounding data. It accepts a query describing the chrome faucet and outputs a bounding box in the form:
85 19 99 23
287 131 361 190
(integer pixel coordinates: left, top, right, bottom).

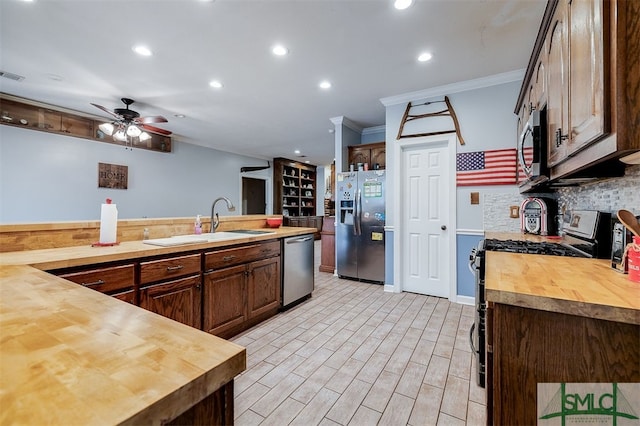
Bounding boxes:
210 196 236 232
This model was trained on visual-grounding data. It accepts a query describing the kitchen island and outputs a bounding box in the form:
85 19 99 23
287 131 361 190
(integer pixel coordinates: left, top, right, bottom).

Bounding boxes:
484 249 640 425
0 222 316 425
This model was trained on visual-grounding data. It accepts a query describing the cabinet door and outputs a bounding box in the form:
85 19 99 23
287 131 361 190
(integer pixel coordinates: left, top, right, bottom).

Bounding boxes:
533 47 547 109
348 147 371 166
202 265 247 336
546 0 569 167
140 275 202 329
568 0 605 154
371 146 386 169
247 257 281 319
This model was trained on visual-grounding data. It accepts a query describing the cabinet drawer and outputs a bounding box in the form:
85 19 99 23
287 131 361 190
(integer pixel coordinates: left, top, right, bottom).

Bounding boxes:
204 241 280 271
140 254 201 284
60 264 135 294
112 289 136 305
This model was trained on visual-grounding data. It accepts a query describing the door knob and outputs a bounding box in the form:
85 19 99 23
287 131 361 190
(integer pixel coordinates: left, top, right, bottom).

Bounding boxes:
441 225 447 230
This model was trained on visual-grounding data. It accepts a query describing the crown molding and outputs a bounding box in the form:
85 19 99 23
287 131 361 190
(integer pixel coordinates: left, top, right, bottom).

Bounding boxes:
362 125 385 135
379 69 525 107
329 116 362 133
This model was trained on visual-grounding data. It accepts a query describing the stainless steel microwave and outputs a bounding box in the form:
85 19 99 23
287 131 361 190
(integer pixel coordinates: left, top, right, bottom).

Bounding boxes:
518 110 549 192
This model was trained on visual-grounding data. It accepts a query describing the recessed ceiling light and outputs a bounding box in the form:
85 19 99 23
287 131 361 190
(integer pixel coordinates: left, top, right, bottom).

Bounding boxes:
305 161 310 164
394 0 413 10
209 80 223 88
319 81 332 90
174 114 186 118
294 150 301 154
272 45 289 56
418 52 433 62
132 45 152 57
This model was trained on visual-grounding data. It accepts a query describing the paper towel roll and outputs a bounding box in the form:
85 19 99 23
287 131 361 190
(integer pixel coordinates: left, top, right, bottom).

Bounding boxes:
99 199 118 244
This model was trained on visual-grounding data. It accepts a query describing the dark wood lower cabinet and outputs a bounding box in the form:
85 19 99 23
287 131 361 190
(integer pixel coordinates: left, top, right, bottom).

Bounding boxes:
139 275 202 329
167 380 234 426
319 216 335 273
203 255 281 339
112 289 136 305
487 303 640 425
284 215 323 240
203 265 247 337
247 257 281 319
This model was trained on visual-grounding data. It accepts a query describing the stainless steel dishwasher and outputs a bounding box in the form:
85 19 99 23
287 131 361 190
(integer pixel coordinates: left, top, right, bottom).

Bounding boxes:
282 234 315 309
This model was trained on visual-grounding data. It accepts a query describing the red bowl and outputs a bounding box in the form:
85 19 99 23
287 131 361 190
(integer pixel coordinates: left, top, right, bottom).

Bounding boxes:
266 217 283 228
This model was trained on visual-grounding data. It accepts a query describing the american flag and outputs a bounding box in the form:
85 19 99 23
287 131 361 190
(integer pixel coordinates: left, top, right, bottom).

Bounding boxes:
517 146 535 184
456 148 517 186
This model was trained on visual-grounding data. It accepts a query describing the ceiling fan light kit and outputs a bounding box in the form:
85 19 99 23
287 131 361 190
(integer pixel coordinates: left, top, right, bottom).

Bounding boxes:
91 98 171 150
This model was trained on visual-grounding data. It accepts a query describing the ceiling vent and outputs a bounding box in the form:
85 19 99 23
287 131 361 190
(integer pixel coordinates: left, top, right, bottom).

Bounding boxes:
0 71 25 82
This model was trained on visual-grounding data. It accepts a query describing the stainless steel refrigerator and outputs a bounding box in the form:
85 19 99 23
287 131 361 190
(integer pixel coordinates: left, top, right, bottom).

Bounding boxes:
336 170 385 283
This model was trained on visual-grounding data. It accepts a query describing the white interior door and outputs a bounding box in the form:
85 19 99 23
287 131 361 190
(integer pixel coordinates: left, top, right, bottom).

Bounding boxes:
401 141 450 297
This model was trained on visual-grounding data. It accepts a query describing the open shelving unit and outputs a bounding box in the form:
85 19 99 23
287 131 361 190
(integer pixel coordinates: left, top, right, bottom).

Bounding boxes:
274 157 317 217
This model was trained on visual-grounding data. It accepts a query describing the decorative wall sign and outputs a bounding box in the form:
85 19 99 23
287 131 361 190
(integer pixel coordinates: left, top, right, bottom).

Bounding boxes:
98 162 128 189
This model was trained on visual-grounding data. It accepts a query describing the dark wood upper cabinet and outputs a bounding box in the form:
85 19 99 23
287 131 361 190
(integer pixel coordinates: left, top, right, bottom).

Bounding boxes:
0 95 172 153
515 0 639 180
347 142 386 170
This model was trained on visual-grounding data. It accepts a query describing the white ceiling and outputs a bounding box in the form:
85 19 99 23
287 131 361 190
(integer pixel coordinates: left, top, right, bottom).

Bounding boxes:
0 0 546 166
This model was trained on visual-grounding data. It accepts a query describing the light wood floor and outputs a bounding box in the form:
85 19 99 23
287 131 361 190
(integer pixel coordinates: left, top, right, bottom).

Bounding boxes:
231 241 486 425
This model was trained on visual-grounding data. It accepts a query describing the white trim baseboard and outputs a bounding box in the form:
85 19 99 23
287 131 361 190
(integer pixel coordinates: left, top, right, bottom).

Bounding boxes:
383 284 397 293
456 229 484 236
456 295 475 306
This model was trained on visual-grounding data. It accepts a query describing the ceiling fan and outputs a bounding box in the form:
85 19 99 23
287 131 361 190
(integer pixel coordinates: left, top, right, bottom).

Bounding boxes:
91 98 172 149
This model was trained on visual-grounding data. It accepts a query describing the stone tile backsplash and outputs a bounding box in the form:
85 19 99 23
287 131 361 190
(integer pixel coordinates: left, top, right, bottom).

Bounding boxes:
557 164 640 214
483 165 639 232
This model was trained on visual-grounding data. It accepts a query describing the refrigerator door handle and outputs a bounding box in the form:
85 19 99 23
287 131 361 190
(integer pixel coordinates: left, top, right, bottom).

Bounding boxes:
355 188 362 235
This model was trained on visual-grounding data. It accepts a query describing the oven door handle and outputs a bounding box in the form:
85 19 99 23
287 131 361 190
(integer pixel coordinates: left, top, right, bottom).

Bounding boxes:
468 248 477 275
469 323 477 354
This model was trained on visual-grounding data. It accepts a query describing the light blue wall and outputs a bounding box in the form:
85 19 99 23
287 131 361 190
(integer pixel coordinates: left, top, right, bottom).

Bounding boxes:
341 126 361 172
361 129 385 144
385 229 394 284
0 125 271 223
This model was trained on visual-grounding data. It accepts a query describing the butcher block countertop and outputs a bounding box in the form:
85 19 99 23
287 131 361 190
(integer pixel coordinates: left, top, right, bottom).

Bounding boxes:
0 226 316 270
0 265 245 425
484 233 640 325
0 225 315 425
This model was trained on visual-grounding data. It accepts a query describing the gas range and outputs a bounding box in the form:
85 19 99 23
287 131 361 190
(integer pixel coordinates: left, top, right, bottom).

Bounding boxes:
483 239 585 257
468 210 612 389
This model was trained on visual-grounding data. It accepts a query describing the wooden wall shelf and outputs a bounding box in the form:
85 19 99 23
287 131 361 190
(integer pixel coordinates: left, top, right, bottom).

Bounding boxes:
1 94 172 153
273 157 317 217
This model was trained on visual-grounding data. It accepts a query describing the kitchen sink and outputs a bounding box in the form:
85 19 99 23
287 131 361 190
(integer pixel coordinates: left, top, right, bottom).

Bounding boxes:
144 231 274 247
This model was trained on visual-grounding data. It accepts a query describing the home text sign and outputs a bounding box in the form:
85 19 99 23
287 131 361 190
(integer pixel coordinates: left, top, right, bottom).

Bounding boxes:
98 163 128 189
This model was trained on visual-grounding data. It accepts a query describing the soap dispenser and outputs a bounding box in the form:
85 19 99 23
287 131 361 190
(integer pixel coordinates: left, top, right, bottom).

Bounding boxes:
195 215 202 235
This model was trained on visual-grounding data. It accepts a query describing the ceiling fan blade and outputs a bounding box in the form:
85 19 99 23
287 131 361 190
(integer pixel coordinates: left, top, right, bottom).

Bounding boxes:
140 123 172 136
135 115 168 124
90 103 122 120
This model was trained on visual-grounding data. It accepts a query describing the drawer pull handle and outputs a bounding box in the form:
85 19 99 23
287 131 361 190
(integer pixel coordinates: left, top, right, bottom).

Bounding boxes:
166 265 184 272
223 255 236 262
81 279 105 287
